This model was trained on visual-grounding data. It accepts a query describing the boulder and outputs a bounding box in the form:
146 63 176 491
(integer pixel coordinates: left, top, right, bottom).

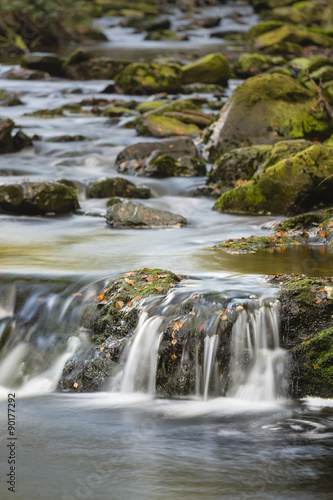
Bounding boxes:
116 137 198 164
64 57 132 80
0 181 79 214
205 73 332 157
117 151 206 177
0 118 31 154
213 144 333 215
89 177 150 198
21 53 65 77
106 200 187 228
114 62 182 94
254 26 333 52
233 53 286 78
0 89 22 106
136 114 201 138
181 53 232 85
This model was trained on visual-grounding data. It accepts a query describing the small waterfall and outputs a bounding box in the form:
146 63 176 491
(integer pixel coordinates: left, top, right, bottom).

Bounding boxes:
228 301 286 401
203 335 218 401
120 312 164 394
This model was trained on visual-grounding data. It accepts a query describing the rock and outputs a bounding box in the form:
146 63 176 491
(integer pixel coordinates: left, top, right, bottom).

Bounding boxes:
0 118 32 154
2 68 50 80
136 101 167 113
118 150 206 177
116 137 198 165
0 89 22 106
254 26 333 52
145 17 171 32
106 200 187 228
0 181 79 214
58 268 183 392
194 16 221 28
289 56 331 73
114 62 182 95
144 31 189 41
309 65 333 83
181 53 232 85
136 114 201 138
64 57 132 80
21 53 65 77
213 144 333 215
89 177 150 198
249 21 284 39
233 53 286 78
62 48 93 68
205 73 332 158
270 1 333 28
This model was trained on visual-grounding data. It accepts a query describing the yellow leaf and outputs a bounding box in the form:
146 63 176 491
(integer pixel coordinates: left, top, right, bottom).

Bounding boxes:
134 296 141 301
116 301 124 309
171 354 177 360
73 382 78 388
172 339 177 345
313 364 318 370
100 346 105 351
127 301 133 307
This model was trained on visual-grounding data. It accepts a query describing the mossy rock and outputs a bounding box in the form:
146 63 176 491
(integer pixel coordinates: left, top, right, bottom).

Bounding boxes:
0 181 79 215
255 25 333 52
249 21 284 39
22 53 64 77
116 137 197 165
114 62 182 94
233 53 286 78
64 57 132 80
270 1 333 29
205 73 332 157
213 144 333 215
277 208 333 232
136 114 201 138
181 53 232 85
0 89 22 106
145 30 188 41
136 100 166 113
89 177 150 198
0 117 31 154
289 56 332 73
309 66 333 83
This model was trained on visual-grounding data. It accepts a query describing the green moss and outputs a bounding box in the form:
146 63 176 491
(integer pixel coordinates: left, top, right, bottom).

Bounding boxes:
114 62 182 94
136 101 166 113
255 25 333 51
181 53 232 85
89 178 150 199
137 114 201 138
249 21 284 39
233 53 286 78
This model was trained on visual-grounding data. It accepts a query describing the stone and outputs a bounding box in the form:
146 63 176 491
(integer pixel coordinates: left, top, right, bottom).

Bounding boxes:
213 144 333 215
114 62 182 94
21 53 65 77
255 26 333 52
106 200 187 228
181 53 232 85
0 181 79 214
0 89 22 106
136 114 201 138
233 53 286 78
0 118 32 154
89 177 150 198
205 73 332 157
64 57 132 80
116 137 198 165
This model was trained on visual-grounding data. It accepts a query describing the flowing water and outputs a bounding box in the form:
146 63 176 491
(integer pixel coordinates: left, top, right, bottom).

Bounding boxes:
0 2 333 499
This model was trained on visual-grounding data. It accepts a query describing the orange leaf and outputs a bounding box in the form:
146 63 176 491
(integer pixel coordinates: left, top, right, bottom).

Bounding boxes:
189 311 196 316
134 296 141 301
156 286 164 292
73 382 78 388
200 324 205 332
127 301 133 307
315 298 322 304
171 354 177 360
313 364 318 370
106 352 111 358
116 300 124 309
99 293 105 301
100 346 105 351
171 339 177 345
72 292 82 296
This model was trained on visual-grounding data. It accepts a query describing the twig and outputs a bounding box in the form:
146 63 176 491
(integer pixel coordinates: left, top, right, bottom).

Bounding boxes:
291 64 333 120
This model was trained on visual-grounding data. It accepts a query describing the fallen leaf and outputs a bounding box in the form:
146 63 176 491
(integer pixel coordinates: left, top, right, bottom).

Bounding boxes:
171 354 177 360
116 301 124 309
236 306 244 311
72 292 82 296
189 311 196 316
171 339 177 345
200 324 205 332
313 364 318 370
146 275 154 281
127 301 133 307
106 352 111 358
99 293 105 301
125 278 135 286
134 296 141 301
73 382 78 389
100 346 105 351
221 315 227 321
315 297 322 304
156 286 164 292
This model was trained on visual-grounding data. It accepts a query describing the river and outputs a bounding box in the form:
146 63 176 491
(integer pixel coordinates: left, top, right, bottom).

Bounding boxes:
0 2 333 499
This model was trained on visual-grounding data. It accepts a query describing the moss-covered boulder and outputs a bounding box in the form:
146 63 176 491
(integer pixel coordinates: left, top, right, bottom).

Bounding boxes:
0 181 79 215
0 89 22 106
181 53 232 85
118 151 206 177
116 137 197 164
205 73 332 156
271 275 333 398
114 62 182 94
58 268 183 392
0 117 31 154
106 200 187 228
64 57 132 80
213 144 333 215
233 53 286 78
21 53 64 77
136 114 201 138
254 25 333 52
89 177 150 198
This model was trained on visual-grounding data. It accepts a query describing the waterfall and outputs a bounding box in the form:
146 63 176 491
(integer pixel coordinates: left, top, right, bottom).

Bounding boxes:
228 301 286 401
203 335 218 401
120 313 164 394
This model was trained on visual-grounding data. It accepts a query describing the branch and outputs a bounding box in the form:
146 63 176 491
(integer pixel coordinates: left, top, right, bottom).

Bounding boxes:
291 64 333 120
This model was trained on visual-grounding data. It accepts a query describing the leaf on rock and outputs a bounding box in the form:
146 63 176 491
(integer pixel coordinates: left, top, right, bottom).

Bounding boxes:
116 301 124 309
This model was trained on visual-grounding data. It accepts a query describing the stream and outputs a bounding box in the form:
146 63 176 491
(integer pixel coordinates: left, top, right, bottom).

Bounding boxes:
0 2 333 499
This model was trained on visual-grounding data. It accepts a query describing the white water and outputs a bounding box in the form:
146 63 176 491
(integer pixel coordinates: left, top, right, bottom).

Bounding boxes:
203 335 219 401
120 312 164 394
228 302 286 401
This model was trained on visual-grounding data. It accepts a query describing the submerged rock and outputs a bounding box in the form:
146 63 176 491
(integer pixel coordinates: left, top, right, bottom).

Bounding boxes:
114 62 182 94
64 56 132 80
89 178 150 199
106 200 187 228
21 53 65 77
118 151 206 177
213 144 333 215
0 89 22 106
0 181 79 214
181 53 232 85
205 73 332 157
116 137 198 164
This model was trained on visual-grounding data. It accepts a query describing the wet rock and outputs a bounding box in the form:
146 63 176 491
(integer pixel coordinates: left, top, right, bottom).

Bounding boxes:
0 181 79 214
213 144 333 215
194 16 221 28
0 89 22 106
254 26 333 52
145 17 171 32
64 57 132 80
114 62 182 95
144 31 189 41
89 177 150 199
21 53 65 77
0 117 32 154
181 83 224 96
48 135 90 142
181 53 232 85
136 100 167 113
137 114 201 138
106 200 187 228
2 67 50 80
233 53 286 78
205 73 332 157
116 137 198 165
118 151 206 177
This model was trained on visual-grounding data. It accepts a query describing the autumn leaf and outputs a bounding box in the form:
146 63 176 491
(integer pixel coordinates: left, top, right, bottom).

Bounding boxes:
315 297 322 304
127 301 133 307
99 293 105 301
146 275 154 281
313 364 318 370
134 296 141 301
236 305 244 311
200 324 205 332
172 339 177 345
116 301 124 309
221 315 227 321
73 382 78 389
125 278 135 286
72 292 82 296
189 311 196 316
100 346 105 351
106 352 111 358
171 354 177 360
156 286 164 292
